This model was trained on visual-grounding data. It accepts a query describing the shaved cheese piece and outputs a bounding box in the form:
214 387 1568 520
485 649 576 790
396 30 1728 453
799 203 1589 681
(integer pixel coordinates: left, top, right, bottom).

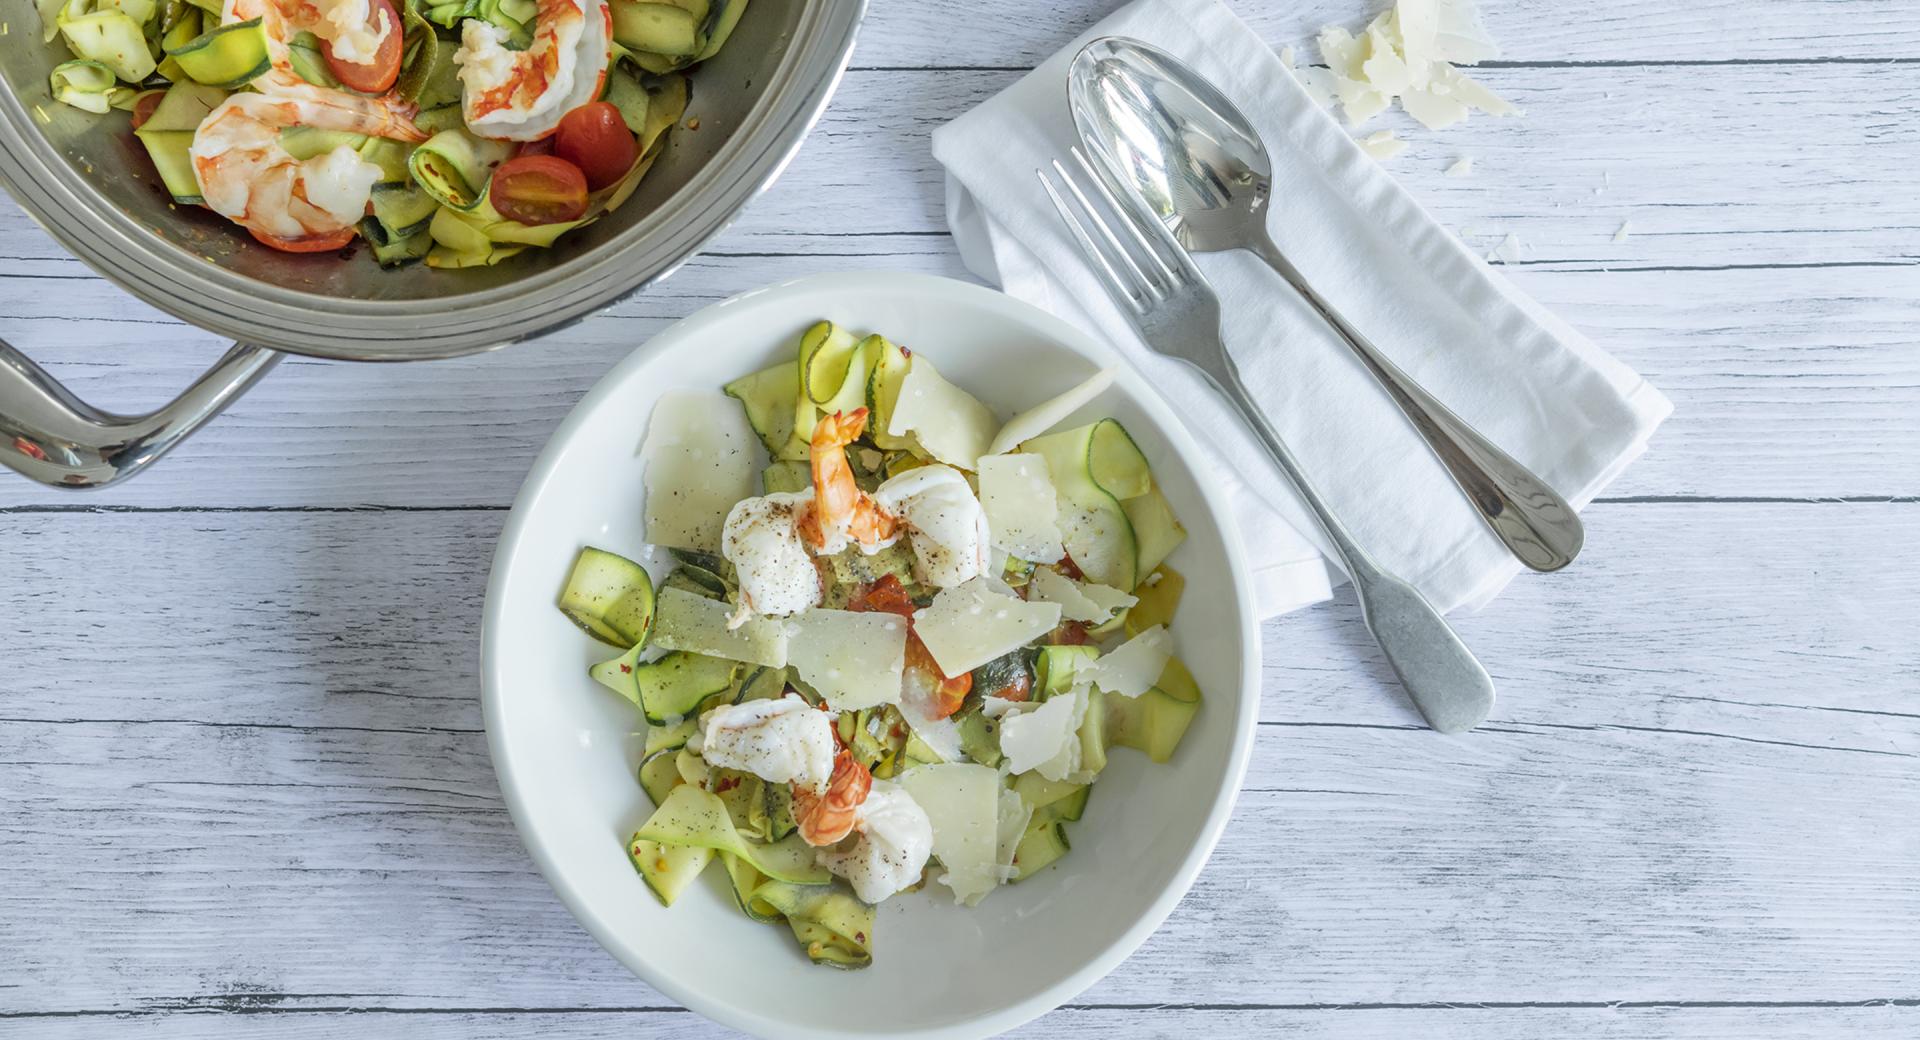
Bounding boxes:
1613 220 1632 243
981 695 1029 719
912 577 1061 677
1360 130 1408 160
899 763 1001 905
1433 0 1501 64
1295 66 1341 111
1082 625 1173 699
887 356 998 469
1027 568 1136 624
1314 0 1515 130
1445 156 1475 177
999 687 1085 780
644 392 758 552
977 453 1065 564
1395 0 1441 87
908 713 965 762
898 678 967 761
785 608 908 711
1360 26 1412 96
994 785 1032 883
1318 25 1365 80
1402 85 1470 130
652 586 789 667
987 369 1115 456
1432 64 1519 117
1490 233 1524 263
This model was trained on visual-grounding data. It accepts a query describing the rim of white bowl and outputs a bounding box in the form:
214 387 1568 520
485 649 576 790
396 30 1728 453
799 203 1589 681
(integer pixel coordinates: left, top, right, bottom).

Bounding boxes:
481 270 1262 1040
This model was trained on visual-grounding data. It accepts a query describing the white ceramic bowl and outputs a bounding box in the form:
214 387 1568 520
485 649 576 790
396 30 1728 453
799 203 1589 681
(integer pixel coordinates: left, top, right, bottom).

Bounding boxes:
482 271 1259 1039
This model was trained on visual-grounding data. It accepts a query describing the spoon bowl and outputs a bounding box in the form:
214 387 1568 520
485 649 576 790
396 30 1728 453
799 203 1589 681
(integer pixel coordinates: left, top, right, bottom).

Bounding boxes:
1068 36 1275 256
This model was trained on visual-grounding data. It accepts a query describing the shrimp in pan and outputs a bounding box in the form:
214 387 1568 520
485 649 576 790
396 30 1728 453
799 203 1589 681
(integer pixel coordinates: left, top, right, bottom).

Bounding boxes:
191 82 425 251
455 0 614 141
223 0 398 88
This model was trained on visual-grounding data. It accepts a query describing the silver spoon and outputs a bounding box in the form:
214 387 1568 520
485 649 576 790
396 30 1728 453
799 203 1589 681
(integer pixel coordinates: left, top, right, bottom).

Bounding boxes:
1068 36 1585 573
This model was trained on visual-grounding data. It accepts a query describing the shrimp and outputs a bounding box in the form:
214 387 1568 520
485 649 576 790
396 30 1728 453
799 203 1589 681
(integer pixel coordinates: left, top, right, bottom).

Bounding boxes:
223 0 396 84
872 464 992 588
797 409 900 554
455 0 613 141
791 747 873 847
190 82 424 249
720 490 823 626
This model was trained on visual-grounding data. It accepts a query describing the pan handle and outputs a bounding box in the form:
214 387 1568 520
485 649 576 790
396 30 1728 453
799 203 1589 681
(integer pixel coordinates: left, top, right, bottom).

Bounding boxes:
0 335 281 489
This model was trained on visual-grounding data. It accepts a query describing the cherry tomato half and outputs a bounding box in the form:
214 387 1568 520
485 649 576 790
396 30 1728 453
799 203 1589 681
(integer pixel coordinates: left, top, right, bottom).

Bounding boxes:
489 155 590 226
554 102 640 192
130 91 164 130
323 0 404 95
249 227 358 254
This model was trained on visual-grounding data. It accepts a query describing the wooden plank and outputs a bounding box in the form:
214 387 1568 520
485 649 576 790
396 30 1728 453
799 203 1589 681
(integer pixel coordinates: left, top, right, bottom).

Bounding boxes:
0 504 1913 746
0 502 1914 1020
0 259 1910 507
856 0 1920 68
12 1005 1920 1039
1 63 1917 273
1 705 1914 1014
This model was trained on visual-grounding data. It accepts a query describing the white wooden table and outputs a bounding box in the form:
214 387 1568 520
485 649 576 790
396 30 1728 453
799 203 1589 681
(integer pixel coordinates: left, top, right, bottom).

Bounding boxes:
4 2 1917 1037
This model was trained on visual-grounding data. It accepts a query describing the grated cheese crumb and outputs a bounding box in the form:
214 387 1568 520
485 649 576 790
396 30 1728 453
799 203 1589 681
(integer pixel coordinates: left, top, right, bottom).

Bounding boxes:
1613 220 1632 243
1445 156 1475 177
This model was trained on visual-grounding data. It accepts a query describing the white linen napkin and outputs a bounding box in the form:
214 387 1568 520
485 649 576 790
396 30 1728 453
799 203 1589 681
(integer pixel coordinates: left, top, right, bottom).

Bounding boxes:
932 0 1673 619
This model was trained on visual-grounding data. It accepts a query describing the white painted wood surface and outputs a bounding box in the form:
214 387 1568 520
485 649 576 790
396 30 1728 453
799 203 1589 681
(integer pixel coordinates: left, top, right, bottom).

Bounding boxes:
1 1 1916 1037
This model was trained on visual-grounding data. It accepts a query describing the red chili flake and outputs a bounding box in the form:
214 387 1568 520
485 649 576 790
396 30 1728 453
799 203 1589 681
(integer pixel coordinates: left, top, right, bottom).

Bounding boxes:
714 776 741 793
619 664 633 673
1055 556 1087 581
854 931 866 943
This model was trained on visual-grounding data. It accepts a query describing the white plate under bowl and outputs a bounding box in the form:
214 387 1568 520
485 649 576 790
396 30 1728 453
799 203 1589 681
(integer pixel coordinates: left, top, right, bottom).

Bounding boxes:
481 271 1260 1039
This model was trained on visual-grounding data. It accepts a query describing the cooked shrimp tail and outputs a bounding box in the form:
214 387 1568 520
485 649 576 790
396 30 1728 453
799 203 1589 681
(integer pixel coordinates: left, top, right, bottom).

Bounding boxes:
799 409 899 553
792 748 873 847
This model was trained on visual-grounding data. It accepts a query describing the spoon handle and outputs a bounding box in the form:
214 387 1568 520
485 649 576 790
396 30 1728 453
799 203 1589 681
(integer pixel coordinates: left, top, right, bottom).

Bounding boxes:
1248 232 1584 572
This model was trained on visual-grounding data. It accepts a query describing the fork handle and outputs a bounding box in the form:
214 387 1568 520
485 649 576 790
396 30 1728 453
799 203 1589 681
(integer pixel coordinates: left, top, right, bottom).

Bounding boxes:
1247 232 1583 572
1206 357 1495 734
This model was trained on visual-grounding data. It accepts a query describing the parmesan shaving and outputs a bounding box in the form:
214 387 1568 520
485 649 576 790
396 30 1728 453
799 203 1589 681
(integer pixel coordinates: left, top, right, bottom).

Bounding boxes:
1028 568 1138 625
1613 220 1632 243
912 578 1061 677
1445 156 1474 177
784 608 909 711
1080 625 1173 699
1313 0 1518 132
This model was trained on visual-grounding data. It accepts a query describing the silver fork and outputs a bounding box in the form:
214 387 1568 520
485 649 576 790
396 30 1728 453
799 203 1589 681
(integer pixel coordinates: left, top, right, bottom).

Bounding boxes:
1039 148 1495 734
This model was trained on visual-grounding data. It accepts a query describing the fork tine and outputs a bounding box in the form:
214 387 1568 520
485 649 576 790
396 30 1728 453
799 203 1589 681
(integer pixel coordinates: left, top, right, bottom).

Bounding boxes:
1049 155 1167 301
1037 162 1151 314
1068 146 1202 291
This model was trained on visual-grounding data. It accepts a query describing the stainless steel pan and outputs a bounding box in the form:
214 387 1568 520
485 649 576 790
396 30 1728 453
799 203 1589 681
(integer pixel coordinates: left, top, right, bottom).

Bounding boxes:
0 0 865 488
